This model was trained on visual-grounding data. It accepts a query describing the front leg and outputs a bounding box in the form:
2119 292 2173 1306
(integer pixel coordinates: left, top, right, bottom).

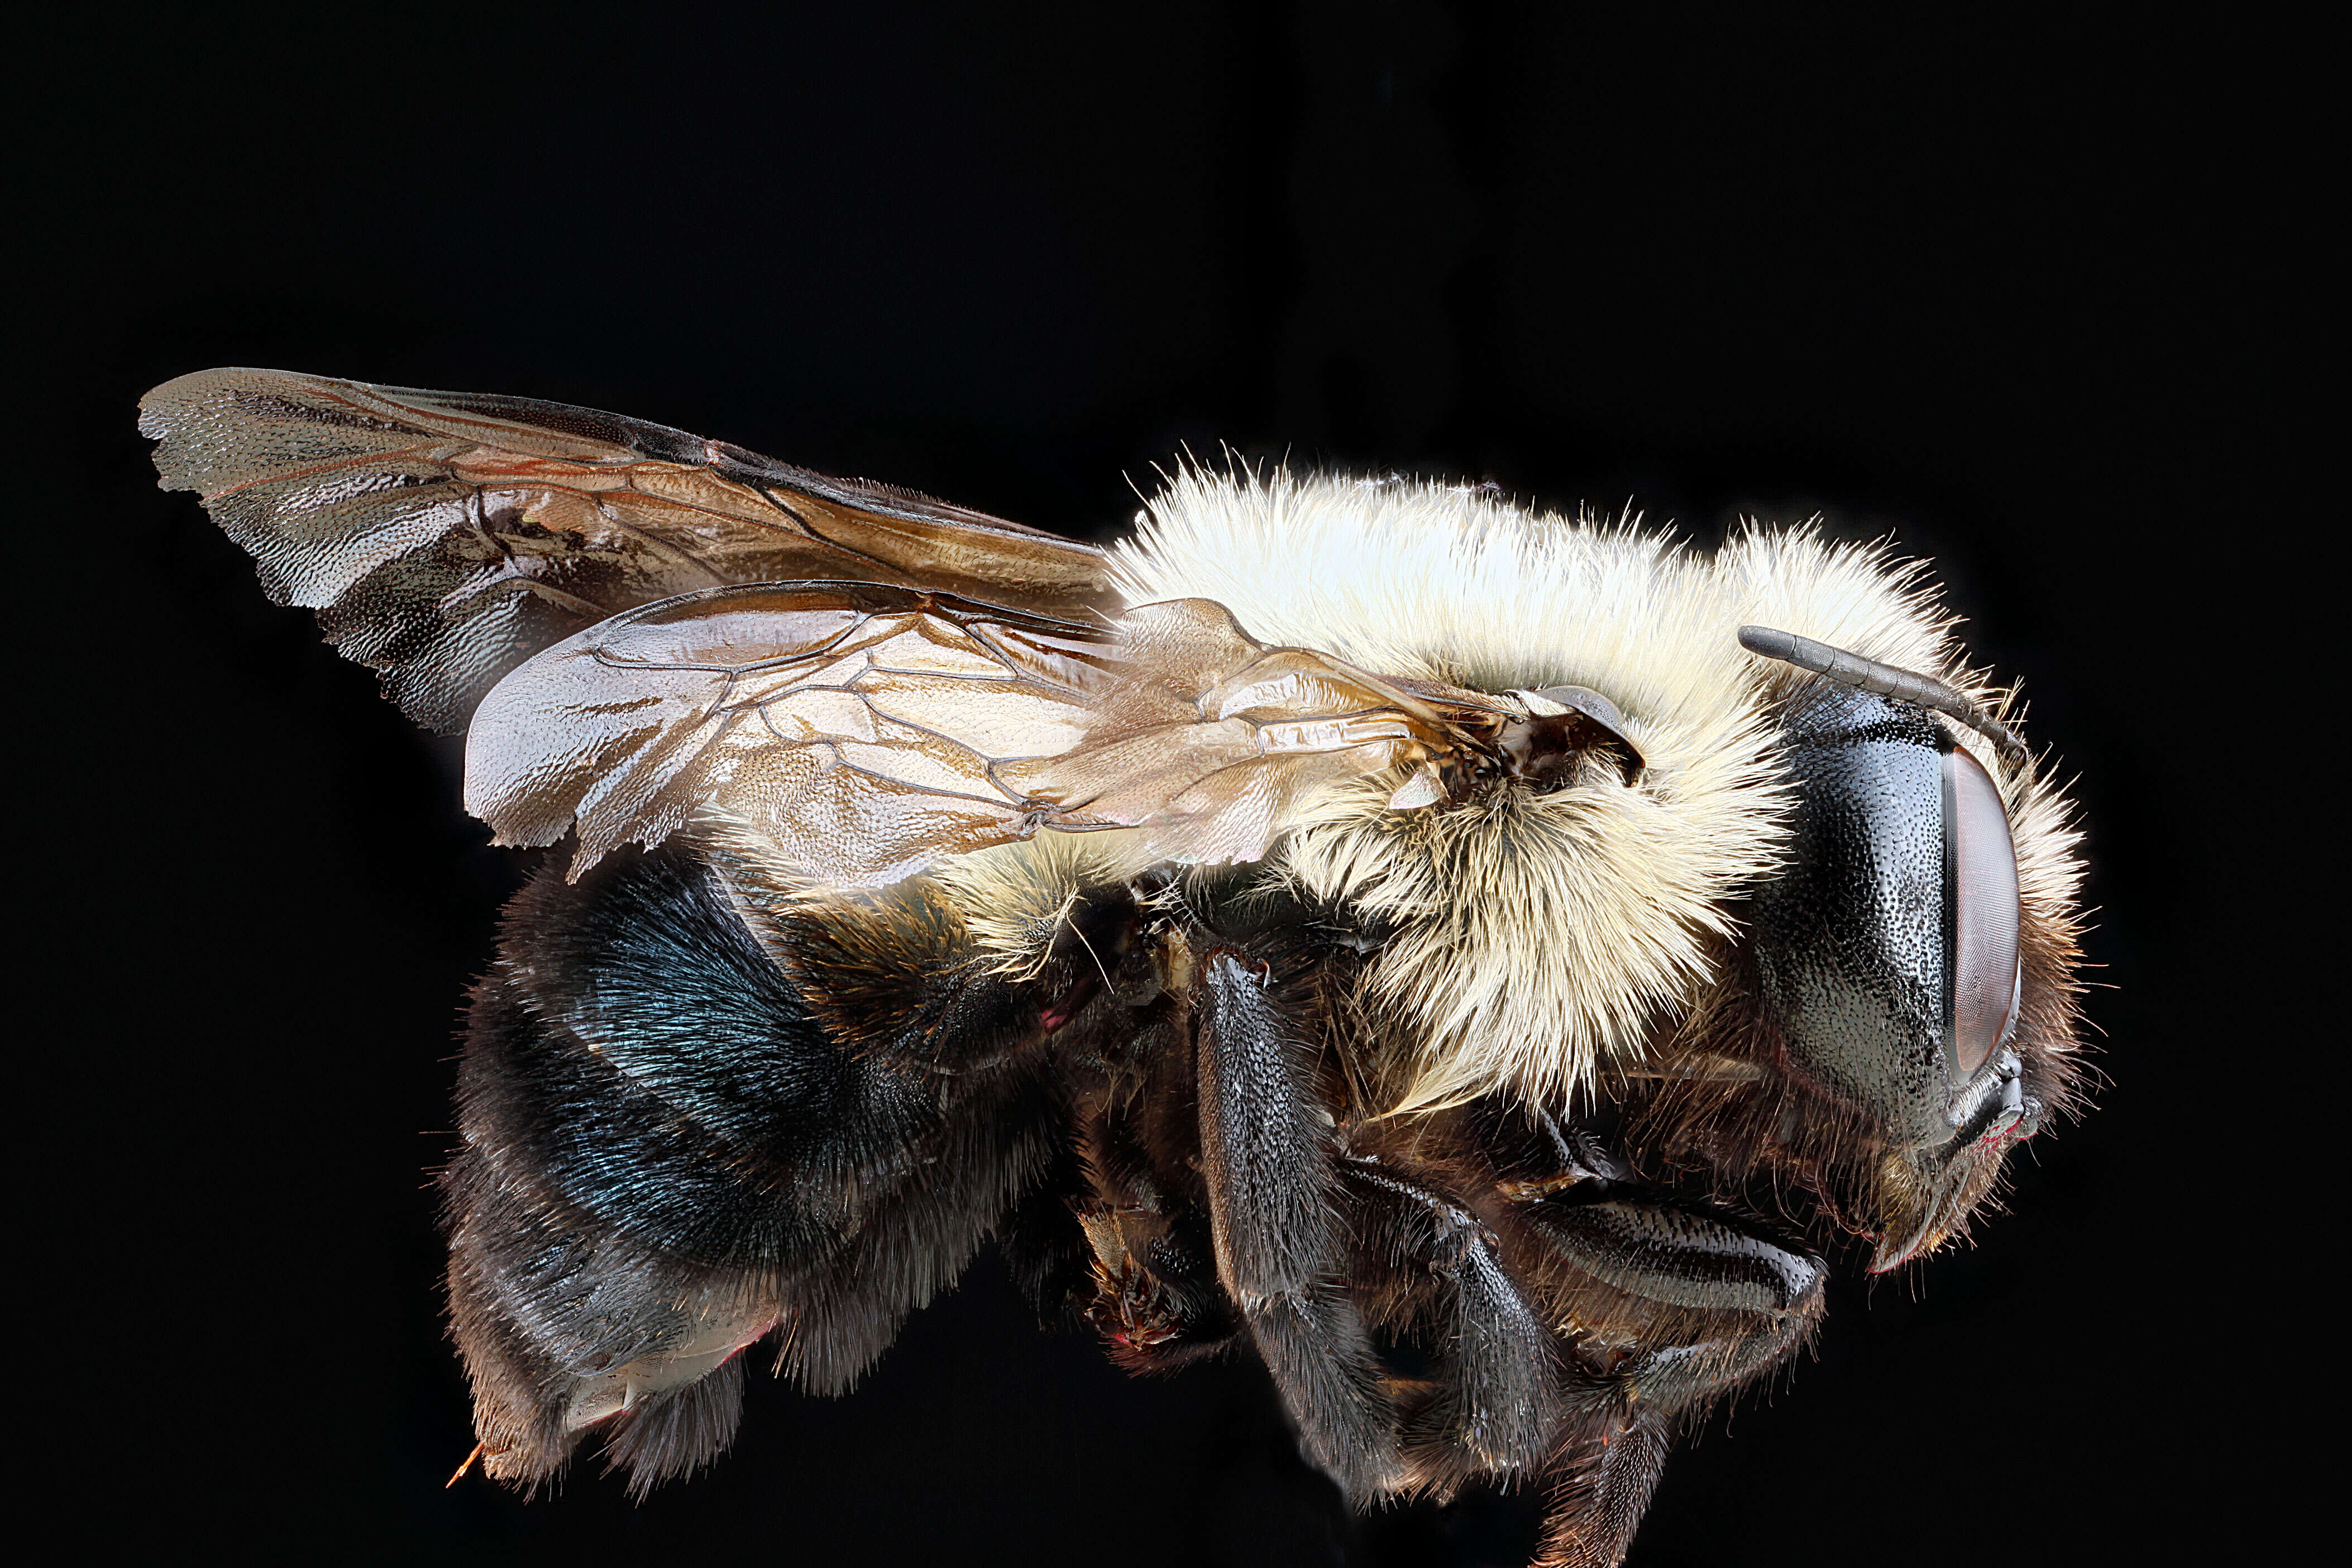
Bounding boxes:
1195 948 1399 1503
1509 1185 1827 1568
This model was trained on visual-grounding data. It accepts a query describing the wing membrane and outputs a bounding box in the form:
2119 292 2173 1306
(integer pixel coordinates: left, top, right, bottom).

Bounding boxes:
141 369 1115 730
469 589 1489 887
468 583 1118 886
1011 598 1483 867
144 370 1505 883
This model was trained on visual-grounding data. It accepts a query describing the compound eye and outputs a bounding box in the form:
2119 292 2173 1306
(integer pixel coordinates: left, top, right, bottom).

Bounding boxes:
1943 744 2021 1078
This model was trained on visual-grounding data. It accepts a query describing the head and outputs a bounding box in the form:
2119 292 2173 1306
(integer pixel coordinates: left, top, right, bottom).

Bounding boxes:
1643 640 2085 1268
1112 466 2086 1261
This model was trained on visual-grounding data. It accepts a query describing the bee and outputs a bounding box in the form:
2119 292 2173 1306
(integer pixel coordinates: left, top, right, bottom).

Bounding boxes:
142 368 2086 1567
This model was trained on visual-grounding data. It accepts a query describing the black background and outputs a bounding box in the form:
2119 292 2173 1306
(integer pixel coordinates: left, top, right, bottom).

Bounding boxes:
27 4 2312 1565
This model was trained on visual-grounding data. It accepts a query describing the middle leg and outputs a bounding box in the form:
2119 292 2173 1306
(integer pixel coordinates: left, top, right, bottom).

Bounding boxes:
1194 946 1400 1503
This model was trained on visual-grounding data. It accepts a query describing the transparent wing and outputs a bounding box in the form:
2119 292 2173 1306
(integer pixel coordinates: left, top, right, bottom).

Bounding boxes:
468 582 1118 887
141 369 1115 730
1011 597 1486 867
470 589 1488 888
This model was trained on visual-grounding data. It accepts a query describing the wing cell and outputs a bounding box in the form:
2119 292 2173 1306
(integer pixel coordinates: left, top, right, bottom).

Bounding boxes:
1006 599 1489 868
467 584 1114 886
142 369 1113 730
466 589 1490 888
145 369 1521 886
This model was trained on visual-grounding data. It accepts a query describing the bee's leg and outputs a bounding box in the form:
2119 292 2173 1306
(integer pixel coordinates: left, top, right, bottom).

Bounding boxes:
1533 1413 1673 1568
1053 1070 1242 1370
1337 1162 1563 1494
447 843 1048 1493
1194 950 1399 1503
1510 1193 1828 1568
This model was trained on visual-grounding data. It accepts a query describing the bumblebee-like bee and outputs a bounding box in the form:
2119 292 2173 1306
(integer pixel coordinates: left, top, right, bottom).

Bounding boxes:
142 369 2086 1567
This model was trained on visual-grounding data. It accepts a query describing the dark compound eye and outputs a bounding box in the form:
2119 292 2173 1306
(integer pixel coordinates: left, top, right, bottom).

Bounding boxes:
1942 744 2021 1079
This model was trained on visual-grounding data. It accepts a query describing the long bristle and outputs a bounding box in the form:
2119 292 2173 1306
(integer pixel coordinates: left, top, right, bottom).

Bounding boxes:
1115 466 2074 1112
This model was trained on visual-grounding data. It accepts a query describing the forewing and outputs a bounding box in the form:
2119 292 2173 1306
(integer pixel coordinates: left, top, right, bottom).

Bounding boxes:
469 588 1484 888
141 369 1115 731
469 582 1118 887
1006 599 1484 868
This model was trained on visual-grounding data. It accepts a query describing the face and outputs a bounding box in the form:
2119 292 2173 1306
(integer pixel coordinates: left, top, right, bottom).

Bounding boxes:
1749 683 2041 1268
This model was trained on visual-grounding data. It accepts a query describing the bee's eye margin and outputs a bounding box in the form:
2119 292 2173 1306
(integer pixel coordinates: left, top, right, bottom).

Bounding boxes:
1942 743 2022 1080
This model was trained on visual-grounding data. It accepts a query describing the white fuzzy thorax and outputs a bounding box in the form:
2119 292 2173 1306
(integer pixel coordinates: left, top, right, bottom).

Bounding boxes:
1110 466 1984 1113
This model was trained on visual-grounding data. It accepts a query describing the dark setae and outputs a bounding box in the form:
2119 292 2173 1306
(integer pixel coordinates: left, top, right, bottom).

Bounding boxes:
143 369 2086 1567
